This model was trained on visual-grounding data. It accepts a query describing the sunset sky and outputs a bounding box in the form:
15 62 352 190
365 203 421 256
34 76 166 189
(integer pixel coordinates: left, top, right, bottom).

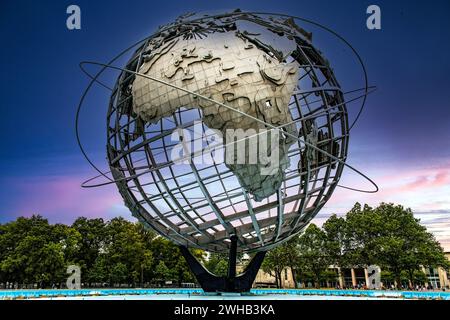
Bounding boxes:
1 0 449 250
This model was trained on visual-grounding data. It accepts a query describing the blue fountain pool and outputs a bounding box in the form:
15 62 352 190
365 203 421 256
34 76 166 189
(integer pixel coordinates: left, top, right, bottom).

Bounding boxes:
1 288 449 300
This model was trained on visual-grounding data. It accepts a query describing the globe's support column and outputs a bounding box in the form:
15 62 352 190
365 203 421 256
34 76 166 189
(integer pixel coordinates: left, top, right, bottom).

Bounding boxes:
178 238 266 293
226 235 238 291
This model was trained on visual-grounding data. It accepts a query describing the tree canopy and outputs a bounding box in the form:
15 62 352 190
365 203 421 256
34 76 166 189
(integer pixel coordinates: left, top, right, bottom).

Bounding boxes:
0 202 448 289
0 215 204 288
260 203 449 288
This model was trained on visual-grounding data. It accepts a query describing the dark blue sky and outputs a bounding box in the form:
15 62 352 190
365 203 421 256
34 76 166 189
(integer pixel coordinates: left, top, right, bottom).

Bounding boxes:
0 0 449 248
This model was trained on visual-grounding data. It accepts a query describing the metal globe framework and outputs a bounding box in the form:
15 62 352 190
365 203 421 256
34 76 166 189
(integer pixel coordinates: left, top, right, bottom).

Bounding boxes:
105 11 350 253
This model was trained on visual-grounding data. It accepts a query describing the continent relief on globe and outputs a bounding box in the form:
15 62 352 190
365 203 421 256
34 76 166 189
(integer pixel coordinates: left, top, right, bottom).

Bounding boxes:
132 31 300 201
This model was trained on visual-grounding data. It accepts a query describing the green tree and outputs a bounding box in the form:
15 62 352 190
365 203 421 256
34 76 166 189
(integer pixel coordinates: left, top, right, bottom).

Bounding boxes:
139 250 154 287
103 217 154 285
35 242 66 287
71 217 106 284
280 237 301 288
338 202 448 289
412 270 428 285
150 237 203 285
371 203 448 288
53 223 82 265
381 270 394 287
261 246 287 288
205 252 228 276
110 262 128 285
214 260 229 277
0 203 447 291
155 261 171 282
320 269 338 286
88 254 108 284
323 214 350 286
297 224 330 288
344 203 381 267
0 215 67 287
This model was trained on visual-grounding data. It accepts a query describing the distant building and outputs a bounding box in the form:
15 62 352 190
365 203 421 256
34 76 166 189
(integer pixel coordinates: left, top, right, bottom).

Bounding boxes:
247 252 450 289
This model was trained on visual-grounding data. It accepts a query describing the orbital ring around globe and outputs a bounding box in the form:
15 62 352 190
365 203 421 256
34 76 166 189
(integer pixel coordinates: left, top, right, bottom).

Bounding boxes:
76 11 370 184
76 12 377 193
76 11 379 252
77 72 375 193
79 61 378 194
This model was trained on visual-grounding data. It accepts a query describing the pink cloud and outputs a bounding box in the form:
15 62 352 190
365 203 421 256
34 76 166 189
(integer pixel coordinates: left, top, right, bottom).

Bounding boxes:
8 175 127 224
398 175 429 192
319 164 450 251
434 171 448 186
376 163 450 187
383 169 450 197
325 165 450 209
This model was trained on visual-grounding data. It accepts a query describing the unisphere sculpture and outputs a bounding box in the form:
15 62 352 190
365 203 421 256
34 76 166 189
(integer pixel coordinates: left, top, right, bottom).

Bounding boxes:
80 11 372 292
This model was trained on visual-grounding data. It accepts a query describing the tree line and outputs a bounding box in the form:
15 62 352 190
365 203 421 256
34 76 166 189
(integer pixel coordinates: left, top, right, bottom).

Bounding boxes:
0 216 204 288
0 202 448 289
259 203 449 289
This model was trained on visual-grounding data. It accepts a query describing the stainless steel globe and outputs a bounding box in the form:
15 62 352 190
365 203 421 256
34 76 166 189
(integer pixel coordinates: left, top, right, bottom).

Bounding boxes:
106 11 349 253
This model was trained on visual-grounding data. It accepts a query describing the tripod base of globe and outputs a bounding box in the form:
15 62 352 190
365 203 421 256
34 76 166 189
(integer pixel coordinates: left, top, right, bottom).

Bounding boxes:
179 236 266 293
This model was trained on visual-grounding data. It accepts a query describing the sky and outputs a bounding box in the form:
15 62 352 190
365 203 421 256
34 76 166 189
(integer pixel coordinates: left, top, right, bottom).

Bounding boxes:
0 0 449 250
